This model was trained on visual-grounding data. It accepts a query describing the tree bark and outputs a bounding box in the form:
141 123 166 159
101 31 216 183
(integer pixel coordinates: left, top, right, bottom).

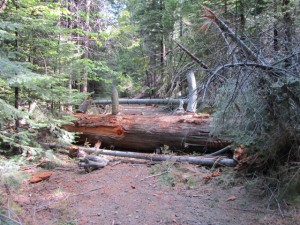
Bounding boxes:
63 114 230 152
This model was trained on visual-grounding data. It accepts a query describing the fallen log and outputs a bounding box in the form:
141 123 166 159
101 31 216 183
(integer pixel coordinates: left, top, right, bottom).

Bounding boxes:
44 144 236 166
92 98 188 105
63 114 230 152
77 146 236 167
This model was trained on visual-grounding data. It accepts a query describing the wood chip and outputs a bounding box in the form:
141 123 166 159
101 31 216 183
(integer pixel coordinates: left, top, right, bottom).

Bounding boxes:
226 196 237 201
29 171 52 183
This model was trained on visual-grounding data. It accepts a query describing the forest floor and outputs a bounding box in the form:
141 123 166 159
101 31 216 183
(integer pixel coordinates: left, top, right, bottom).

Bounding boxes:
1 159 299 225
1 105 299 225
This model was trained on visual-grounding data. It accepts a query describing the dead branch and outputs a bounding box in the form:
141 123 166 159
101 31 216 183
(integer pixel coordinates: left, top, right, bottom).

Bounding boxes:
201 5 263 63
175 41 209 69
71 187 103 197
0 213 22 225
78 146 237 167
207 145 232 156
140 171 169 181
200 6 300 107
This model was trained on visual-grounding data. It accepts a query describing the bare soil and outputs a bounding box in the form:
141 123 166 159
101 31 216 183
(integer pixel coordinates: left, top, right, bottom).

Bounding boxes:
1 158 299 225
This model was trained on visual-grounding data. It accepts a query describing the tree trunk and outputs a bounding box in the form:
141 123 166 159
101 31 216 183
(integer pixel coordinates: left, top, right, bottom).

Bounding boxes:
186 70 197 113
67 74 73 112
82 0 91 93
111 87 119 115
67 2 73 112
14 87 20 130
28 100 37 113
76 98 92 113
63 114 230 152
14 21 20 131
282 0 292 67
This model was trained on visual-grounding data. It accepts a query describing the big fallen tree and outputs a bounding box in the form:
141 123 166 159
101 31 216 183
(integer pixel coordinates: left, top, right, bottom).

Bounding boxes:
63 113 230 152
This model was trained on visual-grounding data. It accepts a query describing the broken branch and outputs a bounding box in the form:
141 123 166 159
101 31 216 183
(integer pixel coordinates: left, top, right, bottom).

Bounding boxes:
78 147 237 167
201 5 262 63
207 145 232 157
175 41 209 69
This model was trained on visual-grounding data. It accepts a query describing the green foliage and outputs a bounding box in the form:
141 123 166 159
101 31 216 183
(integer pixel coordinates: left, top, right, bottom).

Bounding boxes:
0 99 23 126
0 159 29 190
212 75 300 162
0 0 89 160
56 220 77 225
150 160 179 187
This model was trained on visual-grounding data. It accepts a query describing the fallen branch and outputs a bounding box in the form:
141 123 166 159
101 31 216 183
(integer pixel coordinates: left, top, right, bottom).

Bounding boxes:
0 213 22 225
71 187 103 197
141 171 169 181
76 146 236 167
207 145 232 156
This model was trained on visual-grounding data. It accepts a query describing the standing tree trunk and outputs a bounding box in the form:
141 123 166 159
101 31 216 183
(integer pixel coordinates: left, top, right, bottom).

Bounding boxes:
282 0 292 67
186 70 197 113
159 0 166 77
239 1 246 40
111 87 119 115
273 0 279 51
67 74 73 112
82 0 91 93
66 0 73 112
14 87 20 130
14 2 20 131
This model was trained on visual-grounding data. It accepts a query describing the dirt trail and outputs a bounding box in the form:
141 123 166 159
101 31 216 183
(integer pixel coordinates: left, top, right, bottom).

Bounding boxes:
4 161 298 225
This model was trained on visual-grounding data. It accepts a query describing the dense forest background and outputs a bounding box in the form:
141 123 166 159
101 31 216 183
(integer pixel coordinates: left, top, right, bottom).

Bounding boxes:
0 0 299 202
